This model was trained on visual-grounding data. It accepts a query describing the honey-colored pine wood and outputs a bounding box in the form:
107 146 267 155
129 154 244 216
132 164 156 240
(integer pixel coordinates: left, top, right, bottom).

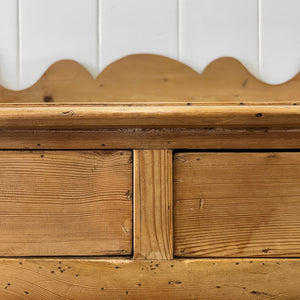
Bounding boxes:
174 152 300 257
2 104 300 129
2 129 300 150
0 258 299 299
0 150 132 256
134 150 173 259
1 54 300 297
0 54 299 130
1 54 300 104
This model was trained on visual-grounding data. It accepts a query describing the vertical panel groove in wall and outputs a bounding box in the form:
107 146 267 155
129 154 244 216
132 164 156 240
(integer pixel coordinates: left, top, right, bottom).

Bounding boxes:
257 0 262 77
177 0 181 60
17 0 21 90
97 0 102 73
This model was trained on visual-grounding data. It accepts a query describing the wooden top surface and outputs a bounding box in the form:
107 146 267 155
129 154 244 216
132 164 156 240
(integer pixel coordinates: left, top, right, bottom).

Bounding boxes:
0 54 299 105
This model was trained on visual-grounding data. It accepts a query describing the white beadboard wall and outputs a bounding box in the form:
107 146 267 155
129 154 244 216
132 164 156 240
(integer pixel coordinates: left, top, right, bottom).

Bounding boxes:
0 0 299 90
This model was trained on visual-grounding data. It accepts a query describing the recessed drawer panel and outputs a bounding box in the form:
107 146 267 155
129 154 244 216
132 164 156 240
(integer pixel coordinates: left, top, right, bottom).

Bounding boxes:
174 152 300 257
0 150 132 256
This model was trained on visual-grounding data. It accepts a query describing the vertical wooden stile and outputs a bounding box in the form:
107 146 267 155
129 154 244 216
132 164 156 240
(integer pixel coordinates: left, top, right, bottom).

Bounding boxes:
133 150 173 260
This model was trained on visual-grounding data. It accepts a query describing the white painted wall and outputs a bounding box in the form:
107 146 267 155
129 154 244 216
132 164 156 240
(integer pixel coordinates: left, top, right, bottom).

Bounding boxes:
0 0 299 90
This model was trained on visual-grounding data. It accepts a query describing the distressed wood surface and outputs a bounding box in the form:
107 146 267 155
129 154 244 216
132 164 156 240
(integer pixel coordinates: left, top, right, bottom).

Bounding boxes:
0 258 299 299
1 105 300 129
2 129 300 150
134 150 173 259
0 150 132 256
0 54 300 104
174 152 300 257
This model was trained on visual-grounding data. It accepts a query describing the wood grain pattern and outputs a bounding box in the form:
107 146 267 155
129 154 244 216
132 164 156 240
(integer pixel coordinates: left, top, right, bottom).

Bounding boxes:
2 129 300 150
134 150 173 259
0 258 299 299
1 104 300 129
174 152 300 257
0 54 300 104
0 150 132 256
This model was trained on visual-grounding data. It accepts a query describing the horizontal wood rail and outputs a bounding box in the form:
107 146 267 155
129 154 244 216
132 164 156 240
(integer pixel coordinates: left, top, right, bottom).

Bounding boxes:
0 258 299 299
1 104 300 129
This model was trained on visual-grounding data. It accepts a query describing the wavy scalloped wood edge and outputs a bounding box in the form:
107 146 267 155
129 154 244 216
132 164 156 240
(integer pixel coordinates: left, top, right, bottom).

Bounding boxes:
0 54 300 104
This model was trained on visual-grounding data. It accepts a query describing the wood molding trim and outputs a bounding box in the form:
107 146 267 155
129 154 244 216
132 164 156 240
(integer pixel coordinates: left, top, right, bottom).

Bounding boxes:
1 105 300 129
1 129 300 150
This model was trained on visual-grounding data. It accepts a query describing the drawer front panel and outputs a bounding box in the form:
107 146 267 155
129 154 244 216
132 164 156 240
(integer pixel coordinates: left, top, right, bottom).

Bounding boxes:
0 150 132 256
174 152 300 257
